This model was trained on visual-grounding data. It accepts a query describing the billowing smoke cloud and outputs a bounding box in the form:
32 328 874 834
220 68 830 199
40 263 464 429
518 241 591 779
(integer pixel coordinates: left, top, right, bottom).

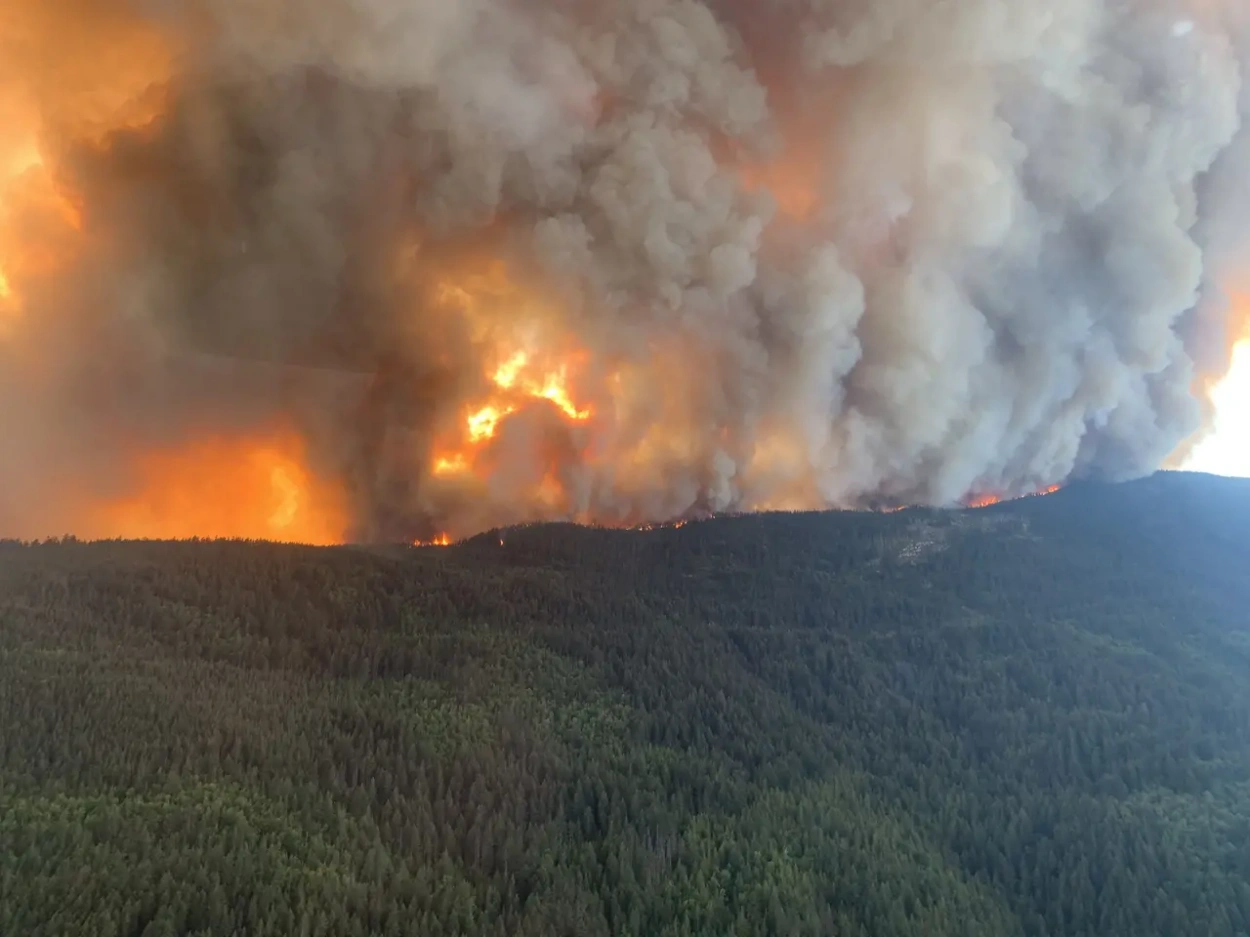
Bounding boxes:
0 0 1248 542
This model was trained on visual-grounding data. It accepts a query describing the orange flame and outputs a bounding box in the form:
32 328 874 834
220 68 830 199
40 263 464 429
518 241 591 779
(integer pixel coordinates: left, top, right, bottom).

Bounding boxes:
1184 332 1250 477
82 429 349 544
965 484 1060 509
414 533 453 547
0 155 77 329
0 3 173 331
424 268 594 491
965 493 1002 508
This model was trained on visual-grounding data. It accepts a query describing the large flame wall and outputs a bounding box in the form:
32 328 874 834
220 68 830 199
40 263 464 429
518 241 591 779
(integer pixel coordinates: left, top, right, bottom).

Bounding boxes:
2 0 1250 543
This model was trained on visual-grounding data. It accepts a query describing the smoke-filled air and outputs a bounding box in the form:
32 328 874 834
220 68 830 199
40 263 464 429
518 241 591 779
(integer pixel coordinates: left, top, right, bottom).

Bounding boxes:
2 0 1249 544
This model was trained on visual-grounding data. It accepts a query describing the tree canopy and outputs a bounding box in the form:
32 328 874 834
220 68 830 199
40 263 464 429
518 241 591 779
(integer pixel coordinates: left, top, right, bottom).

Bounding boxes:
3 471 1249 936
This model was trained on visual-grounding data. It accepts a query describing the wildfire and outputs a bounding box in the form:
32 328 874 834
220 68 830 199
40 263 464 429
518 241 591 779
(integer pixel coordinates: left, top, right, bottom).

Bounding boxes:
965 493 1002 508
81 429 350 544
414 533 453 547
0 2 173 328
964 484 1061 509
0 88 1074 549
0 142 45 327
1184 334 1250 478
628 519 690 532
0 0 1228 549
452 351 591 450
425 274 595 491
0 156 85 323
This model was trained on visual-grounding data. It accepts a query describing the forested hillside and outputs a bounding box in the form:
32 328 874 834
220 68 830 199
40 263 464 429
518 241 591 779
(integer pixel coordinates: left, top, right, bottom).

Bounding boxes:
3 472 1250 937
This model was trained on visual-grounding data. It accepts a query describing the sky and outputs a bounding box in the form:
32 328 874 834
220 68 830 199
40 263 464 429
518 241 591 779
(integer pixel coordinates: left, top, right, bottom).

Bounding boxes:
1185 342 1250 478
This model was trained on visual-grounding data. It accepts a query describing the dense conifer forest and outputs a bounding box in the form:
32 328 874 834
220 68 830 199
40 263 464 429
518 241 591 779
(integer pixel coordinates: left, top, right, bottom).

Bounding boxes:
2 471 1250 936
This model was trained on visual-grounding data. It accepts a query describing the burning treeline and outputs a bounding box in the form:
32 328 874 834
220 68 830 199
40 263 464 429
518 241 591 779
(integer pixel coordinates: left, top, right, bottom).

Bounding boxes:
1 0 1249 544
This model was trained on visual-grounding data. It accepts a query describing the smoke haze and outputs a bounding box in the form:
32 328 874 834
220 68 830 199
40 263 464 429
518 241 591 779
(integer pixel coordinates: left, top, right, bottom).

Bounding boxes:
1 0 1249 542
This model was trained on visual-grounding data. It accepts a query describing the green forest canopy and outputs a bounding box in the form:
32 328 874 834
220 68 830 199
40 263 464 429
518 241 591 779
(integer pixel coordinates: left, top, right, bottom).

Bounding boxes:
2 470 1249 936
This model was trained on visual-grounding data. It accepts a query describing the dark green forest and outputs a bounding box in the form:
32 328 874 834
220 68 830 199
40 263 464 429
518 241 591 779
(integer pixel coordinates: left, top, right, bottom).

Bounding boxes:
2 471 1250 936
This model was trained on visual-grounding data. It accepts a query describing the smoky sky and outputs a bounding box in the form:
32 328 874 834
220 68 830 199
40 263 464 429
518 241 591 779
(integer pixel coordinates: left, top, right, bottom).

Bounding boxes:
0 0 1248 541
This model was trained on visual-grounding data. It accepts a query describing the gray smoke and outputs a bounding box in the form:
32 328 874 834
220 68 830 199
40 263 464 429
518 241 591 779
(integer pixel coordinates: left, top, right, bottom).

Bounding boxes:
0 0 1248 541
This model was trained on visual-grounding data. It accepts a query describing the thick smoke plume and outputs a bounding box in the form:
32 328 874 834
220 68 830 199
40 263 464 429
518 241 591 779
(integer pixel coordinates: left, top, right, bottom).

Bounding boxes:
1 0 1248 542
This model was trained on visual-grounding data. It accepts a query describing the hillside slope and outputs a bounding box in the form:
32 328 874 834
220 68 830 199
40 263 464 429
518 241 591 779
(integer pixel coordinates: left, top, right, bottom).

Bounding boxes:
2 472 1249 937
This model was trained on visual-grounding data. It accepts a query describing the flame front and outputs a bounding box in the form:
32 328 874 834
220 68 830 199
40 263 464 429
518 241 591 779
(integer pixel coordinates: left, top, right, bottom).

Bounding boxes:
965 493 1003 509
415 533 453 547
964 485 1061 509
